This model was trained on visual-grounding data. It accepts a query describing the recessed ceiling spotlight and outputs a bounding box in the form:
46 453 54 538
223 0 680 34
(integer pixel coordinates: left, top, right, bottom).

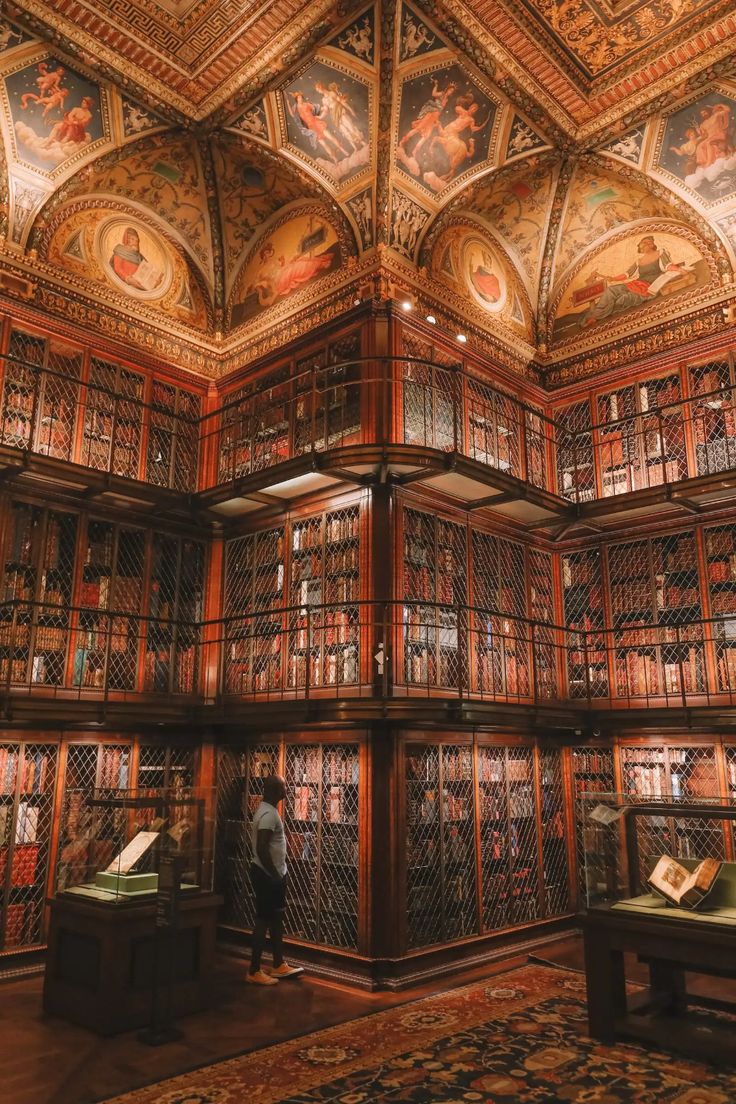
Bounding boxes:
401 300 412 311
353 297 361 306
456 333 467 343
426 314 436 324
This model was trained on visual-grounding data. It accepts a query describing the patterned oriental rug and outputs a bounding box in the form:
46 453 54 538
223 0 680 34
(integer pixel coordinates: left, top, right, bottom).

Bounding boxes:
102 964 736 1104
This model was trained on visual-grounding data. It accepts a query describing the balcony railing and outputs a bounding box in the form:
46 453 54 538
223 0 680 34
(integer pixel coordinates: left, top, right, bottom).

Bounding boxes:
0 599 200 701
2 350 736 505
0 352 200 492
4 596 736 710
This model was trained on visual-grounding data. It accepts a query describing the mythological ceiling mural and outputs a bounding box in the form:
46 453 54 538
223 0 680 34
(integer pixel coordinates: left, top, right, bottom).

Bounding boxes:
0 0 733 378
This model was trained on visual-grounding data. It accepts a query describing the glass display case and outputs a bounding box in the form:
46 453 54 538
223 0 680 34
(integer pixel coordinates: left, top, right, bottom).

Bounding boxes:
58 786 215 903
578 790 736 922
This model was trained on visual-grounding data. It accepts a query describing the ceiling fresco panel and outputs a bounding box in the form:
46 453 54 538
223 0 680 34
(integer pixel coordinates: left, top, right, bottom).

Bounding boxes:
654 87 736 207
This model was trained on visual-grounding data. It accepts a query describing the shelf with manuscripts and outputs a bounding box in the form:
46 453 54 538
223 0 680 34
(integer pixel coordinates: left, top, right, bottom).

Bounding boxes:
144 534 203 695
215 740 361 952
0 329 82 463
136 743 196 796
146 380 201 493
0 741 57 951
225 529 286 694
561 549 607 699
726 747 736 854
294 334 361 454
607 531 705 698
688 357 736 478
400 337 460 453
556 399 595 502
287 507 361 691
464 376 518 472
73 519 145 692
55 742 132 893
0 502 78 688
471 531 528 699
570 746 617 904
619 743 725 882
704 525 736 692
595 374 686 495
528 548 557 700
80 357 145 480
403 509 466 690
405 744 476 948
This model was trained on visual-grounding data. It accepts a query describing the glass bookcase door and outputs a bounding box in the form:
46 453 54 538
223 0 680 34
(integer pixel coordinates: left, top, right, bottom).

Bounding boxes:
283 745 320 942
561 549 607 699
35 349 81 462
319 745 359 950
689 359 736 477
539 748 569 916
405 745 442 948
571 746 616 904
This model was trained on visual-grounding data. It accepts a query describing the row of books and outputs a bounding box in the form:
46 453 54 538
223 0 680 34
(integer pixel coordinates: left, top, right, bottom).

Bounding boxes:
287 649 359 687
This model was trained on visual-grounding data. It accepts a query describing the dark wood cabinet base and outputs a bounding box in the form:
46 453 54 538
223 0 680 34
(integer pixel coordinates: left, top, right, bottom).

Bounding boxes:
43 892 222 1035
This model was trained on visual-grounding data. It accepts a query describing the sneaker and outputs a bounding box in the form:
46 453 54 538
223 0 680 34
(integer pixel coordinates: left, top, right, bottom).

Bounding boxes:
246 969 278 985
268 963 304 979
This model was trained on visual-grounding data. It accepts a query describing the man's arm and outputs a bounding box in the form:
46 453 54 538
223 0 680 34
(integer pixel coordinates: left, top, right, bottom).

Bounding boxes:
256 827 282 882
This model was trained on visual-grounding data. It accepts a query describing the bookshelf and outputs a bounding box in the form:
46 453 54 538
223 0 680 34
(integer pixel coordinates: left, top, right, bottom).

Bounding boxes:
689 358 736 478
0 741 57 950
0 503 78 688
556 399 594 501
561 549 607 698
465 376 518 473
529 548 557 699
55 742 131 891
82 357 145 480
471 531 528 699
144 534 203 694
478 746 539 930
596 375 684 496
726 746 736 854
607 531 704 699
287 506 360 691
284 744 360 950
217 745 281 931
619 743 725 881
0 330 82 462
225 527 285 694
146 380 201 492
405 743 476 948
252 367 291 471
73 519 145 691
704 525 736 692
403 509 466 690
540 748 568 916
136 744 196 795
571 746 616 904
400 333 460 452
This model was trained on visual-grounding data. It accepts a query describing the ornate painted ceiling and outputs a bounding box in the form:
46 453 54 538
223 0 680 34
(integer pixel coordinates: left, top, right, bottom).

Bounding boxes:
0 0 734 380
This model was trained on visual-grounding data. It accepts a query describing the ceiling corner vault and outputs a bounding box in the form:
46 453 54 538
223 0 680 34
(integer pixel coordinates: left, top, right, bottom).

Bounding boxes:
0 1 731 374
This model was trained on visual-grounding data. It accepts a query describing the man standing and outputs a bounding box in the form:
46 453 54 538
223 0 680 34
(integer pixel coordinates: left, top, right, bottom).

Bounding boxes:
247 774 304 985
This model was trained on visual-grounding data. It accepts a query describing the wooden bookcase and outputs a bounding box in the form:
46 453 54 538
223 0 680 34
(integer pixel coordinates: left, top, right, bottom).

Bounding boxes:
224 528 286 694
82 357 145 480
570 745 617 904
471 530 528 699
688 356 736 478
145 380 201 492
703 523 736 692
0 740 57 951
560 549 607 699
216 738 362 952
595 374 685 495
145 534 204 694
556 399 595 501
404 738 571 951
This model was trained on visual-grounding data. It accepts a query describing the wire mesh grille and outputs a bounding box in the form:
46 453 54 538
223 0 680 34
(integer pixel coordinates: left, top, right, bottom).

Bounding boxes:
441 745 476 941
556 400 594 502
539 748 569 916
215 745 280 929
688 359 736 477
253 367 290 472
175 539 203 693
36 350 81 461
529 548 558 700
619 744 725 884
218 383 251 483
478 747 540 929
283 745 320 942
471 531 528 699
225 528 285 694
32 510 77 686
726 746 736 854
466 377 520 476
704 525 736 692
597 384 641 496
405 744 443 948
319 744 359 949
287 508 360 690
137 744 195 795
561 549 607 698
571 746 615 905
145 534 178 693
524 405 548 490
115 368 145 480
401 360 459 452
0 741 58 949
1 330 44 450
55 743 130 891
403 510 467 689
641 374 687 486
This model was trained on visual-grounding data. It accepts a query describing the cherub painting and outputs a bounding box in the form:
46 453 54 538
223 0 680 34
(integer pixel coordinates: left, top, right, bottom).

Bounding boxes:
396 65 495 192
283 61 370 183
659 91 736 203
5 58 103 171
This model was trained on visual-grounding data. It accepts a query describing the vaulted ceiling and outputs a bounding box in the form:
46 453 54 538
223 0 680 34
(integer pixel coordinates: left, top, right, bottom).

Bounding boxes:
0 0 735 380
